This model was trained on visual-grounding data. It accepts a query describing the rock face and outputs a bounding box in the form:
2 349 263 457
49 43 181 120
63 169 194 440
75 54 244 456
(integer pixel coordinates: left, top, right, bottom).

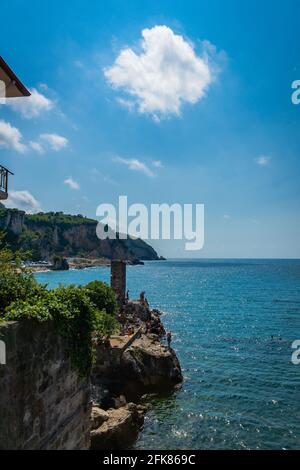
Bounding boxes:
0 207 25 236
0 207 161 263
90 300 182 451
121 335 182 395
92 300 182 402
123 301 166 336
91 404 146 450
90 324 182 449
92 333 182 401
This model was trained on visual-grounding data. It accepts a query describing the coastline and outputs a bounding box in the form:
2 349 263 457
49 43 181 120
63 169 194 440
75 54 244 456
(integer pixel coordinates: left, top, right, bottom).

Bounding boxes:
27 256 154 273
32 259 300 450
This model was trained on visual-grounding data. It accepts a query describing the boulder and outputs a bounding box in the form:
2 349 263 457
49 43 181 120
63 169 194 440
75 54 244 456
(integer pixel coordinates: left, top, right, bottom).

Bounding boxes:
51 256 69 271
91 333 182 400
91 407 109 430
121 335 182 394
90 403 146 450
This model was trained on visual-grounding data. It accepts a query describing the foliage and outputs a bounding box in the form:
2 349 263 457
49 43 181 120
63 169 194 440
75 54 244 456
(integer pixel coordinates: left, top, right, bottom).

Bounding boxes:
0 237 120 376
26 211 96 226
85 280 118 316
0 269 45 312
5 285 119 376
0 231 44 311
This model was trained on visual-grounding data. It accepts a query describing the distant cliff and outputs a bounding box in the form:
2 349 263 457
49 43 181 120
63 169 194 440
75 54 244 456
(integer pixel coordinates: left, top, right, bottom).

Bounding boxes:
0 207 161 264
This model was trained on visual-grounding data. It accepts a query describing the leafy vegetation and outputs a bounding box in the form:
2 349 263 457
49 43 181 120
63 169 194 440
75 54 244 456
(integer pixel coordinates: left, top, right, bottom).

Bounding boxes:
6 285 119 376
85 280 118 316
26 211 96 226
0 233 119 376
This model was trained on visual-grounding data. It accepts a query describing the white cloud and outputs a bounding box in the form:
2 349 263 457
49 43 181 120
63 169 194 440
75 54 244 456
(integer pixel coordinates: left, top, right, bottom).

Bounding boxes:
40 133 69 151
30 141 45 154
152 160 163 168
104 25 213 119
113 156 155 177
6 88 54 119
4 190 41 213
90 168 119 186
116 97 135 112
256 155 272 167
64 177 80 190
223 214 230 219
0 119 27 153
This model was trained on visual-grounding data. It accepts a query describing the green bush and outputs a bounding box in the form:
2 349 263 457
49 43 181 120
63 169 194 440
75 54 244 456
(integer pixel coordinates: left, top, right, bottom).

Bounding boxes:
0 237 120 376
0 234 45 312
85 280 117 316
0 270 45 312
4 283 119 377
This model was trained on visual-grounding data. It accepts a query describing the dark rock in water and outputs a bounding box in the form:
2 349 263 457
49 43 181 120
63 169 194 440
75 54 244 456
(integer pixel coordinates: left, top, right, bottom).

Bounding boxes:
51 256 69 271
91 403 146 450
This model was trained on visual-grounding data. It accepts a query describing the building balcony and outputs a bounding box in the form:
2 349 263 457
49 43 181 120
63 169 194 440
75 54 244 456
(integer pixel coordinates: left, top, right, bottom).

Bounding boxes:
0 165 13 201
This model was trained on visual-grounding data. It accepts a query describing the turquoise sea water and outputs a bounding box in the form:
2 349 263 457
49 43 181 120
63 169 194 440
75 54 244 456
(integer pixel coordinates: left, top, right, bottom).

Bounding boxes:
36 259 300 450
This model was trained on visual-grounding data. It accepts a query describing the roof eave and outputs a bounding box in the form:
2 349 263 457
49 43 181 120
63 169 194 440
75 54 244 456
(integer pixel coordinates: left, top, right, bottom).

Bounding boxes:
0 56 31 97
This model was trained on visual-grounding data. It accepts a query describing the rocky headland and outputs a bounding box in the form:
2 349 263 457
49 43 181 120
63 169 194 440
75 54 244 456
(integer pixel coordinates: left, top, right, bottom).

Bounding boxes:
0 206 161 265
90 300 182 449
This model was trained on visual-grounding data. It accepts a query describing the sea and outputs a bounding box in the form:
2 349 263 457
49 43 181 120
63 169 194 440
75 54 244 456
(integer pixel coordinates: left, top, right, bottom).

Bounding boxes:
35 259 300 450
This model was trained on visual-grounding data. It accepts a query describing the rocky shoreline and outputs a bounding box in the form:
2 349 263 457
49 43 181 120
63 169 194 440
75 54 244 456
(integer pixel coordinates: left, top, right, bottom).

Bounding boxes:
26 256 151 273
90 300 182 449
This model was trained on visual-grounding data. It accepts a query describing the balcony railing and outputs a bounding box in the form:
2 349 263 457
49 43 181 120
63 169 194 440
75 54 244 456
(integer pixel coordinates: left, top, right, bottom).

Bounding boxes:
0 165 13 200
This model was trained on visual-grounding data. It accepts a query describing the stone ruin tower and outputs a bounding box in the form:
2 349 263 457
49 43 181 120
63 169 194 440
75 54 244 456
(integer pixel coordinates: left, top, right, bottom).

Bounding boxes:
110 260 126 306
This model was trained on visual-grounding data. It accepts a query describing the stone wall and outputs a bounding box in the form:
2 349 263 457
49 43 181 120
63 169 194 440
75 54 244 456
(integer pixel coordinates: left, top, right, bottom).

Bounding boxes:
0 320 91 450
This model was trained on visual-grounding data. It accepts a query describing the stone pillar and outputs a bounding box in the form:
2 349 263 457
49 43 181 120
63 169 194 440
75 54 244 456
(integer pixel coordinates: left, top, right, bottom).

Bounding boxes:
110 260 126 306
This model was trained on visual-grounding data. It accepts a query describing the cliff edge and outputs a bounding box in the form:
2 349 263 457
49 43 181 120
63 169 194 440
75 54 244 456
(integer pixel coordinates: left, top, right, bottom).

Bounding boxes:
0 207 161 264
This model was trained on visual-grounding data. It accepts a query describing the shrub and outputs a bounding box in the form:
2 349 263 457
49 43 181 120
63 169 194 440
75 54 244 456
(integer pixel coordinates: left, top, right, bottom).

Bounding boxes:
85 280 117 316
0 235 45 312
1 236 120 376
5 285 119 377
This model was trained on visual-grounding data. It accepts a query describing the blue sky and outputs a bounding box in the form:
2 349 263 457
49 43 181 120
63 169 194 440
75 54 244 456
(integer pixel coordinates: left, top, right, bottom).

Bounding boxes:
0 0 299 258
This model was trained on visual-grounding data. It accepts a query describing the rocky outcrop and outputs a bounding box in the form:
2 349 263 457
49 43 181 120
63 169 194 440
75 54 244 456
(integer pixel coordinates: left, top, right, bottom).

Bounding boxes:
90 322 182 448
92 333 182 401
91 403 146 450
0 208 161 263
92 299 182 402
123 301 166 335
121 335 182 394
51 256 69 271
